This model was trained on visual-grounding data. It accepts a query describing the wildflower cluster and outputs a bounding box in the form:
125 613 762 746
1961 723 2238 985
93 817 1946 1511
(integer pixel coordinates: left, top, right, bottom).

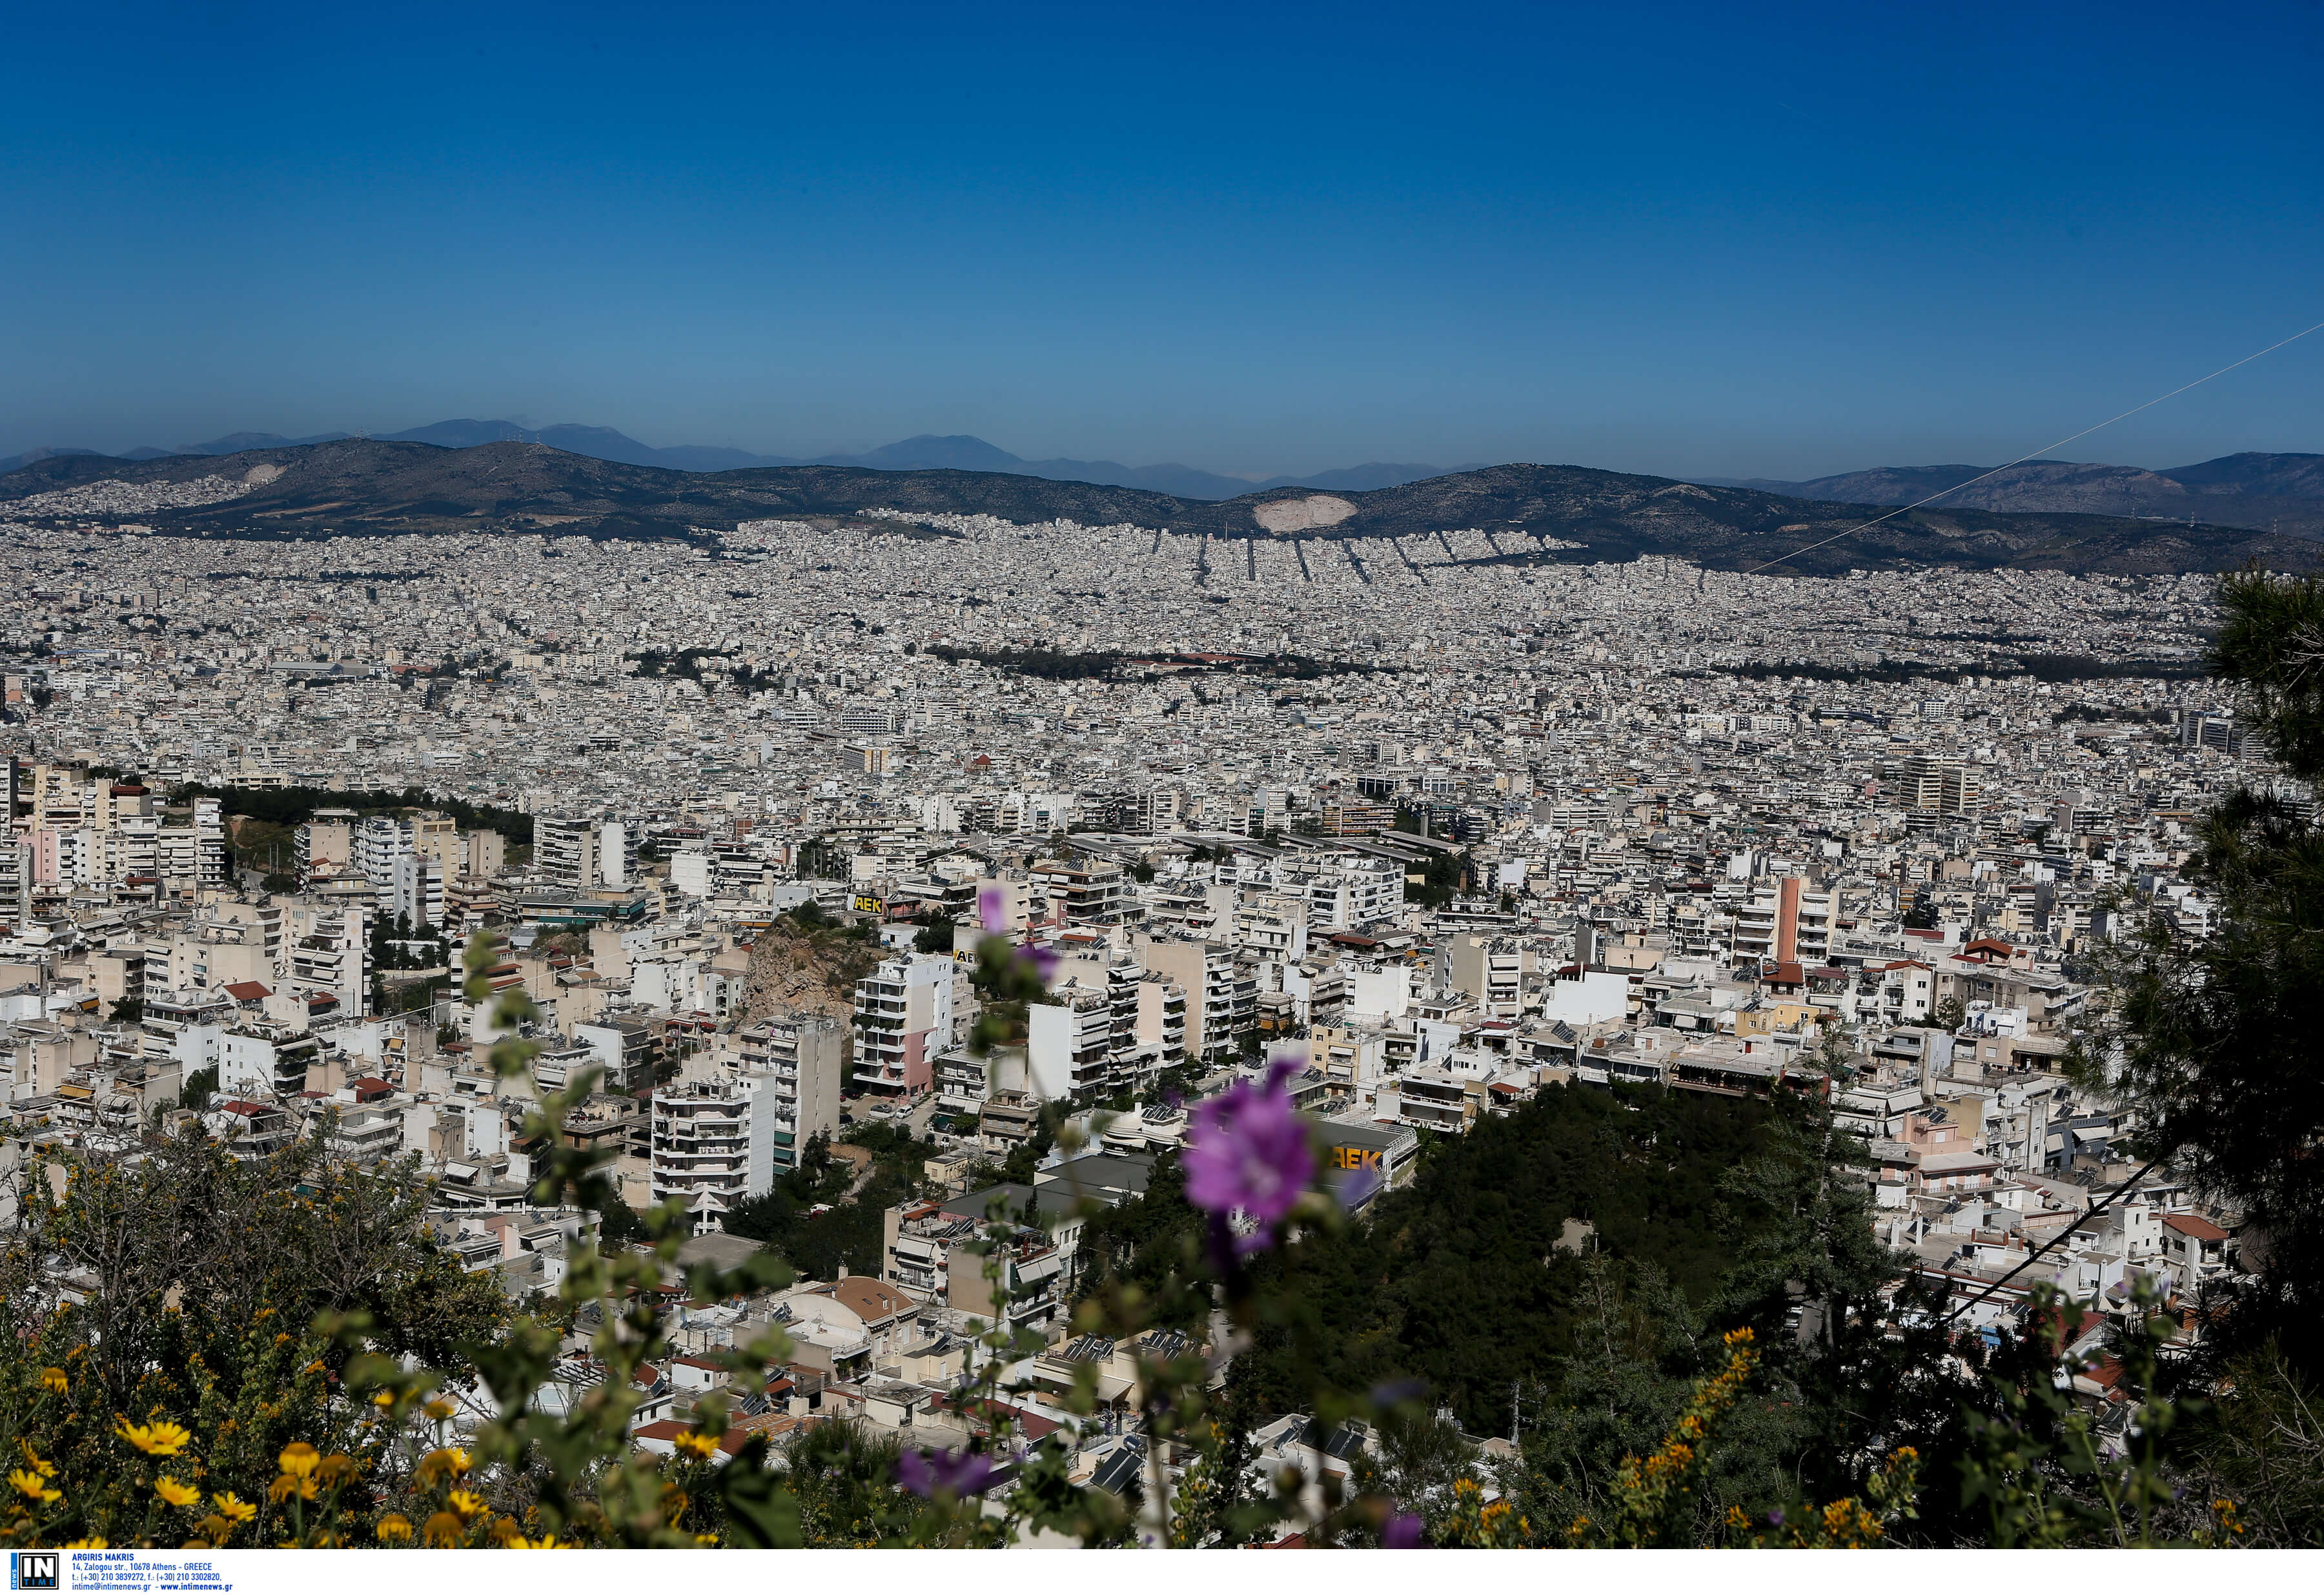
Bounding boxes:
1726 1447 1922 1549
1570 1328 1759 1549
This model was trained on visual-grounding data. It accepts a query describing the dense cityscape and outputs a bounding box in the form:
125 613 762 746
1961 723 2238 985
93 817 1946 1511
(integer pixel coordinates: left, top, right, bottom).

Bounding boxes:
0 478 2276 1539
13 0 2324 1560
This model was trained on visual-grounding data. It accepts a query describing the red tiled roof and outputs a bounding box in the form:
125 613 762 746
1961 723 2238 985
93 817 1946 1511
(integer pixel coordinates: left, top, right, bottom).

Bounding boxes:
223 980 272 1001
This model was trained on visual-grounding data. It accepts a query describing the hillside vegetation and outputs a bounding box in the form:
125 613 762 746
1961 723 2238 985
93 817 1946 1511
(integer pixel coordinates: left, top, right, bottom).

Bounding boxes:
5 437 2316 575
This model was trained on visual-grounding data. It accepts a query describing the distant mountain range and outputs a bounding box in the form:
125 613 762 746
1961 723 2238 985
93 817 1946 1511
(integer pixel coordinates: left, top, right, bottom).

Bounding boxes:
15 423 2321 531
1692 452 2324 538
5 434 2318 576
0 423 1464 502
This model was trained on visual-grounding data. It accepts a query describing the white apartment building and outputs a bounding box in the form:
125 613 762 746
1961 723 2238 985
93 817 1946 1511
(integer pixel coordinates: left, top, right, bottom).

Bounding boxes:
651 1075 786 1234
535 815 600 889
282 900 368 1018
218 1023 321 1099
1029 990 1114 1101
1135 937 1254 1061
1731 877 1835 966
1886 754 1983 816
851 955 956 1105
736 1013 846 1174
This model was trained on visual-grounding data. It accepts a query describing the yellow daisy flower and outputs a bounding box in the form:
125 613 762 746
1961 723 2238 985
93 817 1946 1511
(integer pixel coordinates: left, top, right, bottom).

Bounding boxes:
155 1477 201 1508
9 1468 61 1504
116 1416 192 1457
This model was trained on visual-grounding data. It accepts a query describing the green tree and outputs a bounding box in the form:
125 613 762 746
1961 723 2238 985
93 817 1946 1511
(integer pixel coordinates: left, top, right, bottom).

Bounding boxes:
2097 567 2324 1376
181 1065 219 1111
0 1131 509 1546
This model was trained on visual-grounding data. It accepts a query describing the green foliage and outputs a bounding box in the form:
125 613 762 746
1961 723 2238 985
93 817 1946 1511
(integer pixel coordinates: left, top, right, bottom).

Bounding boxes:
964 928 1052 1055
1959 1279 2212 1547
1718 654 2206 685
0 1133 508 1547
793 839 848 882
2180 1343 2324 1545
926 644 1363 683
623 646 734 682
721 1130 926 1281
2096 566 2324 1377
1707 1085 1962 1507
180 1066 218 1112
1354 1403 1486 1536
781 1421 921 1545
1213 1084 1777 1431
593 1202 651 1248
1405 845 1469 908
168 782 533 844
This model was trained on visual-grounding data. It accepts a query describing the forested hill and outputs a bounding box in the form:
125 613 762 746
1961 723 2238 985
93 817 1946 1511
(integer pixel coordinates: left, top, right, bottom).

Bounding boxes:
1081 1082 1779 1434
3 436 2318 575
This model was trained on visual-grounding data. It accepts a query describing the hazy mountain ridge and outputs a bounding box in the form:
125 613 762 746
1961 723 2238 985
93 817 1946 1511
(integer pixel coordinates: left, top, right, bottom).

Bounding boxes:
0 423 1457 500
4 435 2317 576
1696 452 2324 536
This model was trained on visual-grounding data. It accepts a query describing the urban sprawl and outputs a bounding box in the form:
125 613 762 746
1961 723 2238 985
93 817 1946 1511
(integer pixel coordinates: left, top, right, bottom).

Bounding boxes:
0 495 2254 1487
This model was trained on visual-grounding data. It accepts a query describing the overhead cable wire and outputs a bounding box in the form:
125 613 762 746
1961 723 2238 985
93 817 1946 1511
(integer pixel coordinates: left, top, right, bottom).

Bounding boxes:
1926 1154 2165 1332
1742 317 2324 574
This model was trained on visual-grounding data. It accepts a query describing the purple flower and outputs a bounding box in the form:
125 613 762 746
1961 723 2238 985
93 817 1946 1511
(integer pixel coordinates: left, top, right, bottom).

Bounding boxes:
1015 940 1059 983
1335 1159 1383 1212
1185 1052 1313 1255
977 883 1009 935
895 1445 994 1499
1383 1512 1424 1548
1371 1379 1427 1408
1766 1508 1785 1527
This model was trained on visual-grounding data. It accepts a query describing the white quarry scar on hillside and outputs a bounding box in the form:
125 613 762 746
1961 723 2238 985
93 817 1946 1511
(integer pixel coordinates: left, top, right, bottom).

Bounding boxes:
1252 494 1358 532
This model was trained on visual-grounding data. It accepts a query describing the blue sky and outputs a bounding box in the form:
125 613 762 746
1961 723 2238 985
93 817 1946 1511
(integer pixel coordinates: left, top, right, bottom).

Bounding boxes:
6 0 2322 479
